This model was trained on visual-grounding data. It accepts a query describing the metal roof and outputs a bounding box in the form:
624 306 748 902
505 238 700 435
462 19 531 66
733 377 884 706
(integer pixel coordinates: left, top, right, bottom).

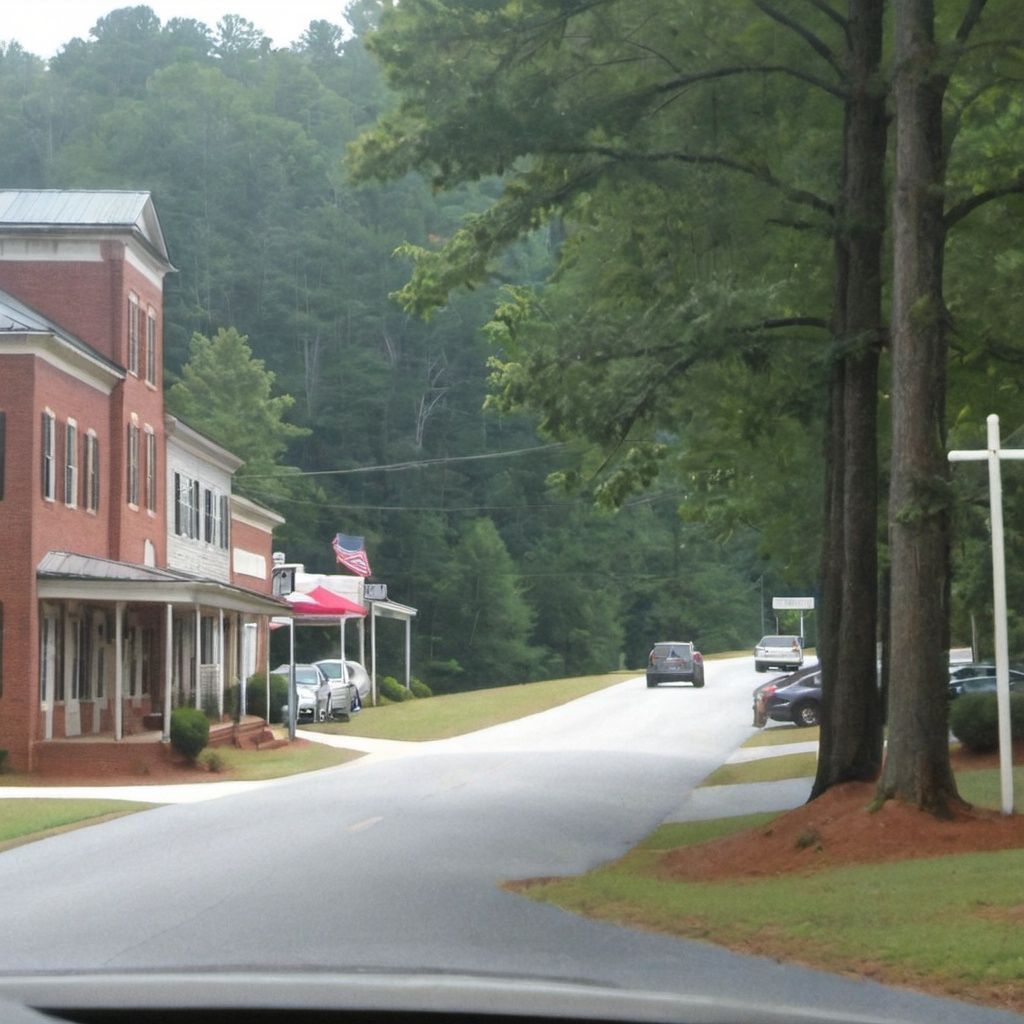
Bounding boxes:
37 551 289 615
0 189 171 265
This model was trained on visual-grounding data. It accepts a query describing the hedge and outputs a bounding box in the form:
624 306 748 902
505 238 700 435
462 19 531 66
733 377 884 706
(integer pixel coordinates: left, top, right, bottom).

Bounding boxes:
949 691 1024 752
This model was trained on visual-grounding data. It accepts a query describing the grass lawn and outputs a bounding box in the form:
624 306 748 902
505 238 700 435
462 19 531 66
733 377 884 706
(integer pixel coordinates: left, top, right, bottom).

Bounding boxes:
700 752 819 786
742 725 820 747
0 799 155 849
514 830 1024 1008
306 671 634 742
202 740 362 780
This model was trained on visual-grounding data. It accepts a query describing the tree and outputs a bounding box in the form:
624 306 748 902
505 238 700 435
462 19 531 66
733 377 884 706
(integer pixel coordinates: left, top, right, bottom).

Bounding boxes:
165 327 310 503
353 0 888 791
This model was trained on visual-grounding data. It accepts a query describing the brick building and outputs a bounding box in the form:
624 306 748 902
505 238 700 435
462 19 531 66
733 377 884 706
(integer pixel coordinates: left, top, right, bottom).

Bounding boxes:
0 190 286 773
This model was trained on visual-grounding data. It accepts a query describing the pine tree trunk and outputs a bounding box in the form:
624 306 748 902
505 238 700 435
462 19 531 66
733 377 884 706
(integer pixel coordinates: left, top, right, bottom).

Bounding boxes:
877 0 961 816
811 0 886 798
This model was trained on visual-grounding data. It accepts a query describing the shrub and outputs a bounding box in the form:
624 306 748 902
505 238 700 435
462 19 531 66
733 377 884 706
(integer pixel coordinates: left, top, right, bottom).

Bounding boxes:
950 691 1024 752
199 749 226 773
245 673 289 724
378 675 411 702
170 707 210 761
410 678 433 699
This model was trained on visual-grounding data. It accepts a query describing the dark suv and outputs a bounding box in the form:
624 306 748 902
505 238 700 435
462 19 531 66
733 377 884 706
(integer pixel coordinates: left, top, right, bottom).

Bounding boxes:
646 642 705 688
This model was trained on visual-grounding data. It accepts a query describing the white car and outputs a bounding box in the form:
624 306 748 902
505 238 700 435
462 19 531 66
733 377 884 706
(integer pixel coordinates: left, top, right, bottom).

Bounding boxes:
271 663 325 721
753 635 804 673
314 659 368 714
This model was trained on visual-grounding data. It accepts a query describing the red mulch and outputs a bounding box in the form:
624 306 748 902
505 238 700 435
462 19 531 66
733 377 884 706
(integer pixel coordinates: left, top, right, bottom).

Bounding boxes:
662 778 1024 883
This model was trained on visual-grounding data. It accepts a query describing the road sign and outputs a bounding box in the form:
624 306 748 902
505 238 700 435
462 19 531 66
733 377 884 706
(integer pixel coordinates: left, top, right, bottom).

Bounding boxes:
364 583 388 601
772 596 814 610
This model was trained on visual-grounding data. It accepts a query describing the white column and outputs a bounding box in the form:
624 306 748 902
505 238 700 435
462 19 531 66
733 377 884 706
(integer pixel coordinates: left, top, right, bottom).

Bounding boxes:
217 608 225 720
194 606 202 711
163 604 173 741
114 602 125 741
405 618 411 691
370 604 378 707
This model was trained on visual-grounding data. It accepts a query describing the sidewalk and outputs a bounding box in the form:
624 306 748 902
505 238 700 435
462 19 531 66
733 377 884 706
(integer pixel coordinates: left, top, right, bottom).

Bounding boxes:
665 733 817 823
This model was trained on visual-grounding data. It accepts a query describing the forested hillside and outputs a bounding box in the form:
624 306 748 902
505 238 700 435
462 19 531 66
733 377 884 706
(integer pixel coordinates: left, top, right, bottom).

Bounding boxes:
0 4 796 686
4 2 1019 702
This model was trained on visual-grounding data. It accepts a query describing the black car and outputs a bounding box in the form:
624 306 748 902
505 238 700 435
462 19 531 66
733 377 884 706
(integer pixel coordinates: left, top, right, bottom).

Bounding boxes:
763 666 822 727
947 669 1024 700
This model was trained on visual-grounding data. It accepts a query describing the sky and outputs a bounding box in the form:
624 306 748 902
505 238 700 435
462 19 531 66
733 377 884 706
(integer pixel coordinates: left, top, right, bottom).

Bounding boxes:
2 1 350 58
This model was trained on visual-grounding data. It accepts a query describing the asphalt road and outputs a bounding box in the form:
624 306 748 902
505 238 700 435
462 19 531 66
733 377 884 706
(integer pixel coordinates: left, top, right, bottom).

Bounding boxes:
0 657 1018 1022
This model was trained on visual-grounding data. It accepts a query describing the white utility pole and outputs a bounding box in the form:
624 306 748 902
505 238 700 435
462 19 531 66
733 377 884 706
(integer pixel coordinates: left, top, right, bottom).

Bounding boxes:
948 414 1024 816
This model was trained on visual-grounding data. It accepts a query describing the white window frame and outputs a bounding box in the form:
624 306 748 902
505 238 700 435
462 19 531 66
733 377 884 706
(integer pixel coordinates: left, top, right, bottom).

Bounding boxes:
41 409 56 501
127 422 140 507
84 431 99 512
127 294 140 376
64 419 78 508
145 308 157 385
144 427 156 512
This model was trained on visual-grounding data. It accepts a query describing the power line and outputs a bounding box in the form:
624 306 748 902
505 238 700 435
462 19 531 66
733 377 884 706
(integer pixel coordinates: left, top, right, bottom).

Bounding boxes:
242 442 568 480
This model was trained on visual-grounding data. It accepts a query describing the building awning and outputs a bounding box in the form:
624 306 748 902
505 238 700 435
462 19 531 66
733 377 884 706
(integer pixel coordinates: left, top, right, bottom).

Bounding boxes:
36 551 288 616
369 599 418 622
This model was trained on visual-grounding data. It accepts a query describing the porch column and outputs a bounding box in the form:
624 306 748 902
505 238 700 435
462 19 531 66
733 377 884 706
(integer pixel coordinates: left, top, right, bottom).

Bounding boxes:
194 606 201 710
405 617 411 691
217 608 225 720
264 618 271 724
114 601 125 741
163 604 173 742
370 604 378 707
358 617 366 668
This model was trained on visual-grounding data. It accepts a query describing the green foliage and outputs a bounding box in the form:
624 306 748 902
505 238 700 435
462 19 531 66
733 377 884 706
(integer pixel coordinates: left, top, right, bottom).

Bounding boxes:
949 693 1024 753
378 675 412 702
169 707 210 762
245 673 289 724
409 678 433 699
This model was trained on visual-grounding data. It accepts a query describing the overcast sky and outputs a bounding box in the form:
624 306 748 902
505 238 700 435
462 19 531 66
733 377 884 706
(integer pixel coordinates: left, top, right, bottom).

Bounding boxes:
2 2 350 58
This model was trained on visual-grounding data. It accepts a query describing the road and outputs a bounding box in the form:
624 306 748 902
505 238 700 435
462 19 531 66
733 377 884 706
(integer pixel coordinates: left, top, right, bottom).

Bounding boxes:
0 656 1017 1022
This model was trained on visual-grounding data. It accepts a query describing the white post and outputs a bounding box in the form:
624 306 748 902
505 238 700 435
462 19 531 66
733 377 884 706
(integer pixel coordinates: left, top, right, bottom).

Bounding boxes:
948 413 1024 816
163 604 173 741
405 617 412 691
371 604 378 707
114 602 125 741
287 618 296 740
194 606 202 711
217 608 225 720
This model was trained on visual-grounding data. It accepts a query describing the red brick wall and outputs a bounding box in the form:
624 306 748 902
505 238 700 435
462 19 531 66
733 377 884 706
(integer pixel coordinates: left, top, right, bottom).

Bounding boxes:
230 518 277 595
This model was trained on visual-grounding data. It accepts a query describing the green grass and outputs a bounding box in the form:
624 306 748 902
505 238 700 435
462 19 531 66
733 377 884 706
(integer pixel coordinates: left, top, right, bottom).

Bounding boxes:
0 799 155 847
200 740 361 780
956 767 1024 812
743 725 820 747
700 751 819 786
306 671 634 742
515 821 1024 1004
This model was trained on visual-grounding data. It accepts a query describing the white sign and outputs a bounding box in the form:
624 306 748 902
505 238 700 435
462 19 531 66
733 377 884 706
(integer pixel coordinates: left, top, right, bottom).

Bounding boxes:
772 596 814 610
364 583 388 601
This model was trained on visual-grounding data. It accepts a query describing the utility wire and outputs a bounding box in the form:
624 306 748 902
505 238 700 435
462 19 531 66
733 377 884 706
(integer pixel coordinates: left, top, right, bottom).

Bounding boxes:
241 442 568 480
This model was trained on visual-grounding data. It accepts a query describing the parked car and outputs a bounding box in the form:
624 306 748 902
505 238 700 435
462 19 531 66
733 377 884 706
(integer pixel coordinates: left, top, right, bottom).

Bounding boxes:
949 662 995 681
947 669 1024 700
753 634 803 672
646 642 705 688
313 659 363 718
763 666 821 726
271 663 326 721
316 659 371 702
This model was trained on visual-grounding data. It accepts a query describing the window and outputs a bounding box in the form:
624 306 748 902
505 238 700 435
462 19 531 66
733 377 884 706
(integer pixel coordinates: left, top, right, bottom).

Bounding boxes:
127 423 140 506
64 419 78 508
203 487 214 543
84 432 99 512
127 294 140 376
144 428 156 512
219 493 230 549
41 410 55 501
174 473 202 539
145 309 157 385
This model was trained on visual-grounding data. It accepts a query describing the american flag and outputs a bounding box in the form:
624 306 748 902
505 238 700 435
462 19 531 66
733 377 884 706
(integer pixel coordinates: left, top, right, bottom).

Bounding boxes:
332 533 371 577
